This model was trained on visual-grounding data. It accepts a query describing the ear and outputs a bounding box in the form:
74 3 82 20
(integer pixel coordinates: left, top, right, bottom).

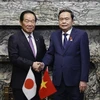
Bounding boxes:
72 21 75 25
19 21 22 26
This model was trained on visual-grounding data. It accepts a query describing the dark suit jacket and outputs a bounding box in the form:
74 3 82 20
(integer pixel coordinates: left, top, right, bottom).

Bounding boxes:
43 27 90 86
8 30 46 89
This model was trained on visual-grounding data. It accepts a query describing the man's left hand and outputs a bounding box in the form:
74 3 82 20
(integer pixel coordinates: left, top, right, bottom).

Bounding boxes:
79 81 87 92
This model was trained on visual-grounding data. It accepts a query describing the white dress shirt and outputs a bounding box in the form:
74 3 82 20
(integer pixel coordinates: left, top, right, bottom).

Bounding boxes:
62 27 73 44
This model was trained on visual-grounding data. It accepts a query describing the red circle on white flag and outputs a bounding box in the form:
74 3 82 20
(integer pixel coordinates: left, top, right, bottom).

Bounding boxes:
24 78 34 89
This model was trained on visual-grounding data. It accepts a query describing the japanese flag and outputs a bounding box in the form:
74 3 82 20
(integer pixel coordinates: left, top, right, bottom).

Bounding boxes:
22 67 37 100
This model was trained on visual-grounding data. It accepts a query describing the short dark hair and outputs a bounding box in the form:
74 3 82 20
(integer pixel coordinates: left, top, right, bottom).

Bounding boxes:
58 9 74 20
20 10 37 22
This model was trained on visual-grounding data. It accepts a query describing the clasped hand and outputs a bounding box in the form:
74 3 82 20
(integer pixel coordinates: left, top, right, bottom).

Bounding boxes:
32 62 44 72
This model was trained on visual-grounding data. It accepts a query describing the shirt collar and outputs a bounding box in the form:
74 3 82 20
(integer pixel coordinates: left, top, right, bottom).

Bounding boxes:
62 27 73 35
21 29 33 38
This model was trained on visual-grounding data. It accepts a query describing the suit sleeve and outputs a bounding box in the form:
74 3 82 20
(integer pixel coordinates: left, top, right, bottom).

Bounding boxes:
8 35 33 71
80 32 90 82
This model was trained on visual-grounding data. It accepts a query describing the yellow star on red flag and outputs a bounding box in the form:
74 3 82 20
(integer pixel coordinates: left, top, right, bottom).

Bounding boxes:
40 80 47 89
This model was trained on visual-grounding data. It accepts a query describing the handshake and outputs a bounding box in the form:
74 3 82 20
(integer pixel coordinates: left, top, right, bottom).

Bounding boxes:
32 62 45 72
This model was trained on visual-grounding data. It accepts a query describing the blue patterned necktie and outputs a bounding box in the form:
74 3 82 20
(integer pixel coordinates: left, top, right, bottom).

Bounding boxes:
28 35 35 57
63 33 68 49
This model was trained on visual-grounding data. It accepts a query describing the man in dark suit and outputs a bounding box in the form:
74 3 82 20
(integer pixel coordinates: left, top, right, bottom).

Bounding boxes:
42 9 90 100
8 10 46 100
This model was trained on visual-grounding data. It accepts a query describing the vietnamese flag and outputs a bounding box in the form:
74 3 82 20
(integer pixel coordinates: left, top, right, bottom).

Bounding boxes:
39 67 57 99
22 67 37 100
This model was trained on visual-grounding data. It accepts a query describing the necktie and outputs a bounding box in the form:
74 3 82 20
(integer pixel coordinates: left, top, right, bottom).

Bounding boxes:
63 34 68 49
28 35 35 57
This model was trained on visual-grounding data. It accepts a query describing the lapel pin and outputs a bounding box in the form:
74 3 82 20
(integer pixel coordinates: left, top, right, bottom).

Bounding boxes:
36 39 39 41
70 37 73 41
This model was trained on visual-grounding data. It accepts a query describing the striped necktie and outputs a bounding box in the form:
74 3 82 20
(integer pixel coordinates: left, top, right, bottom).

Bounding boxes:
28 35 35 57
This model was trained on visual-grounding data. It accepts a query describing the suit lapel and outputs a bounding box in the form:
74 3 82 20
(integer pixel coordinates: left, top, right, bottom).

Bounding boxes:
20 31 35 58
63 28 77 54
33 33 40 58
56 30 63 55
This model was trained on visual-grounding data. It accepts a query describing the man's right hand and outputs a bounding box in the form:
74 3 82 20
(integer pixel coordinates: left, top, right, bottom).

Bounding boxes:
32 62 44 72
